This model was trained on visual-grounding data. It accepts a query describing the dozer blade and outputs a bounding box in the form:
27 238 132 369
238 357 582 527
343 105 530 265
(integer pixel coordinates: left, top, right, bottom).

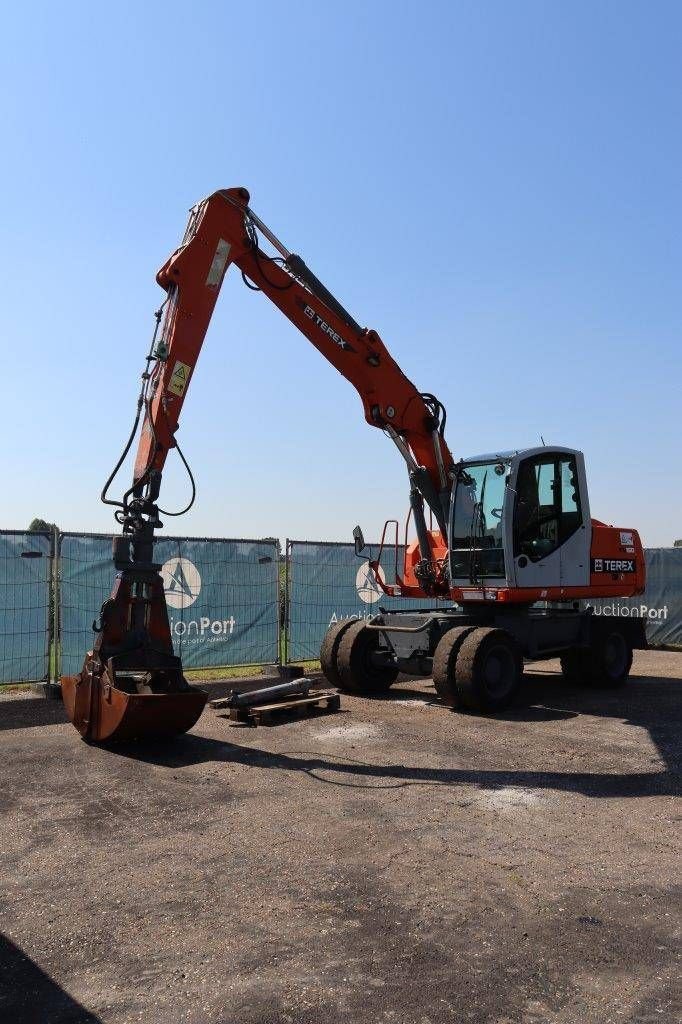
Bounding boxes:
61 666 207 744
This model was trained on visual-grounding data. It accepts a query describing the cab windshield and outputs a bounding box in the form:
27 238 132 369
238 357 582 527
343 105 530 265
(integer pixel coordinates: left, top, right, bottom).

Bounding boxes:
450 460 508 580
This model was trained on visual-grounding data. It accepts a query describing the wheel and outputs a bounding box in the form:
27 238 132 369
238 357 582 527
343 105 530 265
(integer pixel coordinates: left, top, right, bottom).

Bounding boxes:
455 627 522 713
336 620 399 695
432 626 478 707
586 627 633 688
320 619 356 688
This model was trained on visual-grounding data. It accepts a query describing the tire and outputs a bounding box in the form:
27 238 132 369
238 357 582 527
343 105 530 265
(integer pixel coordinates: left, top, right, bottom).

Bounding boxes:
336 620 399 695
586 627 633 688
432 626 478 707
320 619 356 688
455 627 522 713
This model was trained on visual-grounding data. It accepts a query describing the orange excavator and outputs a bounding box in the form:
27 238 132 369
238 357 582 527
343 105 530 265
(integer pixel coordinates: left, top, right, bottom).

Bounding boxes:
61 188 646 742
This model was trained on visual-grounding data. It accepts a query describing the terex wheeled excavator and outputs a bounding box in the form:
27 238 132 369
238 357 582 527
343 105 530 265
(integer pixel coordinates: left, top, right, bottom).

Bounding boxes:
61 188 646 742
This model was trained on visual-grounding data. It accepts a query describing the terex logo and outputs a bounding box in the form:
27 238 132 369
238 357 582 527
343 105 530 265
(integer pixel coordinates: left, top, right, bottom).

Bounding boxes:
161 557 202 609
591 557 636 574
298 299 356 351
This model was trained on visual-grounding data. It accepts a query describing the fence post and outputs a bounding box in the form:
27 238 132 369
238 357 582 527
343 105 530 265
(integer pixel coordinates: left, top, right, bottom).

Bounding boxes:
48 526 61 697
275 540 282 667
282 539 290 666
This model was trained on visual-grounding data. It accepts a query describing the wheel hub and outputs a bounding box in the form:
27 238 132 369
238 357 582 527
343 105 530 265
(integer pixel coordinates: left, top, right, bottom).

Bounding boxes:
482 646 516 698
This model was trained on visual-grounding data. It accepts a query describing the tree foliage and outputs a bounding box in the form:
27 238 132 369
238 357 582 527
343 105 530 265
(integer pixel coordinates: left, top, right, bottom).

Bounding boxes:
28 518 58 534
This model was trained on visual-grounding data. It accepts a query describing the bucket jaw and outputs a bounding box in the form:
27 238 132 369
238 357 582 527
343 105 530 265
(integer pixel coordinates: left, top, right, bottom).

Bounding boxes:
61 533 207 743
61 650 207 744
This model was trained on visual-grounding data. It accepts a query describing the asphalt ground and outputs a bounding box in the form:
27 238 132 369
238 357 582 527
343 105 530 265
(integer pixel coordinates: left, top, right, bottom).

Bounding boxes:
0 650 680 1024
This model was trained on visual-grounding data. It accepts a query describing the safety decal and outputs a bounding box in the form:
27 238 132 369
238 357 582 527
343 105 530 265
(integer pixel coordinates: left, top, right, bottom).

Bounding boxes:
206 238 231 287
591 558 636 574
167 360 192 397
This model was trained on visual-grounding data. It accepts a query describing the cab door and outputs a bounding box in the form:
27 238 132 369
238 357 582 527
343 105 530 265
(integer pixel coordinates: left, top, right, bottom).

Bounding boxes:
510 450 590 592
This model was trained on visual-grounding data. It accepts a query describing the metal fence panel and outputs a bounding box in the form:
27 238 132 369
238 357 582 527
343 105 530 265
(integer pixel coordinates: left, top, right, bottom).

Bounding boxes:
0 531 51 684
587 547 682 648
59 533 280 674
285 540 450 662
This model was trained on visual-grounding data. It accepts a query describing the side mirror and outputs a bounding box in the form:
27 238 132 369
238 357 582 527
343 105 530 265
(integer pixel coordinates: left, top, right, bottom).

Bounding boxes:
352 525 366 557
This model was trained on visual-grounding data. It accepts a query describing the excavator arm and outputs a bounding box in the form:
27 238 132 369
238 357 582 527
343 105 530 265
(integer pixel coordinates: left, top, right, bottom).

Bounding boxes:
127 188 453 580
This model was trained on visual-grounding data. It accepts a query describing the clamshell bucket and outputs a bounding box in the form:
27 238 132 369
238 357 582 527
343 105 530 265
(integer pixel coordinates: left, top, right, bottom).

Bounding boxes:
62 545 207 744
61 654 207 743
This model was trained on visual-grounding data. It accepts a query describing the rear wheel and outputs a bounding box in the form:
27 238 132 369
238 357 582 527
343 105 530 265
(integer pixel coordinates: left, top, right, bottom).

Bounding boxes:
432 626 478 707
336 620 399 695
455 627 522 713
320 619 356 688
561 629 633 688
587 627 633 687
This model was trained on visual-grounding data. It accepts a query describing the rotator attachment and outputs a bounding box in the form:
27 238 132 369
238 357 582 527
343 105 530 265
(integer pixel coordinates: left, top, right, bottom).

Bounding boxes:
61 529 207 743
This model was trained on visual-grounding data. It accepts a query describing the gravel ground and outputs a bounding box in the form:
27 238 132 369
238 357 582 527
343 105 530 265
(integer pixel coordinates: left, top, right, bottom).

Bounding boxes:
0 651 680 1024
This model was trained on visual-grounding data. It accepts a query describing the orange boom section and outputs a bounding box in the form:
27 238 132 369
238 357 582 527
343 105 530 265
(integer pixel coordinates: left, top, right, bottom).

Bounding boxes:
134 190 452 510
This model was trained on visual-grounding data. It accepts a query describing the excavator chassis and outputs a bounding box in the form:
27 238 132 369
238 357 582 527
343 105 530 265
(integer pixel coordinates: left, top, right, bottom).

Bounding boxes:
61 547 207 743
322 606 648 714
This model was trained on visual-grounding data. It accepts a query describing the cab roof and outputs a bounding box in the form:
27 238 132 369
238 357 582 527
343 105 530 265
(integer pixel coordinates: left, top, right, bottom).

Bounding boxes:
462 445 582 465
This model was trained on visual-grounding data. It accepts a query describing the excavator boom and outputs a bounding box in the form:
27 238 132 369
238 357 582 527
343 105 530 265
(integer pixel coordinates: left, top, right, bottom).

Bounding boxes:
133 188 453 548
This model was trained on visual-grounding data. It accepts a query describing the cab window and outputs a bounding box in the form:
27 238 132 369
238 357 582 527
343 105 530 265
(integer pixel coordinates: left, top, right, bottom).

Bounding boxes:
513 454 582 562
450 460 507 578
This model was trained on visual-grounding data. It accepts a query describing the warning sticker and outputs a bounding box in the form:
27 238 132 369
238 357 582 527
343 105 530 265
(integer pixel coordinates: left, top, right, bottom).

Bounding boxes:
167 360 192 397
205 238 231 287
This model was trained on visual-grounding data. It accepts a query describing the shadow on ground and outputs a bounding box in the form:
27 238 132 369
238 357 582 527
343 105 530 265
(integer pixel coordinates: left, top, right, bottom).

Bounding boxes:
0 934 101 1024
115 672 681 799
0 695 69 732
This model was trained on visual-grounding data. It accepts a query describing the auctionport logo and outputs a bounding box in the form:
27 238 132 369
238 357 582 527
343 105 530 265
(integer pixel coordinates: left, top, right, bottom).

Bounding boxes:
590 602 668 621
161 557 202 609
328 560 388 627
355 560 386 604
161 556 236 641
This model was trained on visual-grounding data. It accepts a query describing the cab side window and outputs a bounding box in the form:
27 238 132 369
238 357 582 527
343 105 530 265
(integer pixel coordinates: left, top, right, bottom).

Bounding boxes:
513 454 582 561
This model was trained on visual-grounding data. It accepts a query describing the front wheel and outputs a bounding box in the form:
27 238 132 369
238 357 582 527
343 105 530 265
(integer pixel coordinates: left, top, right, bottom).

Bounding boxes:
336 621 399 695
455 627 522 713
432 626 478 707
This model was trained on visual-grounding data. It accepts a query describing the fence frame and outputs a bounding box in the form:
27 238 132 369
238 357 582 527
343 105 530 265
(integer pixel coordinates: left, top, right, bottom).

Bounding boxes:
3 531 681 695
0 528 55 688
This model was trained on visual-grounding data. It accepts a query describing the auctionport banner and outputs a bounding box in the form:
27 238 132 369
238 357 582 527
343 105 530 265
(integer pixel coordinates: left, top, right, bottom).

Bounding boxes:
586 547 682 649
286 540 449 662
0 530 52 684
59 534 279 674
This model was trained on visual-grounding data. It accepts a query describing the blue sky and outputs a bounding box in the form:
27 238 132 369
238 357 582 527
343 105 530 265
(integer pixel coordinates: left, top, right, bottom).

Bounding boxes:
1 1 680 546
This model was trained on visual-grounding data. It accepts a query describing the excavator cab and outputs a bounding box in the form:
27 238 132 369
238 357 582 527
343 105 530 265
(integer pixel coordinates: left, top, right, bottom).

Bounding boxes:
449 446 591 593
